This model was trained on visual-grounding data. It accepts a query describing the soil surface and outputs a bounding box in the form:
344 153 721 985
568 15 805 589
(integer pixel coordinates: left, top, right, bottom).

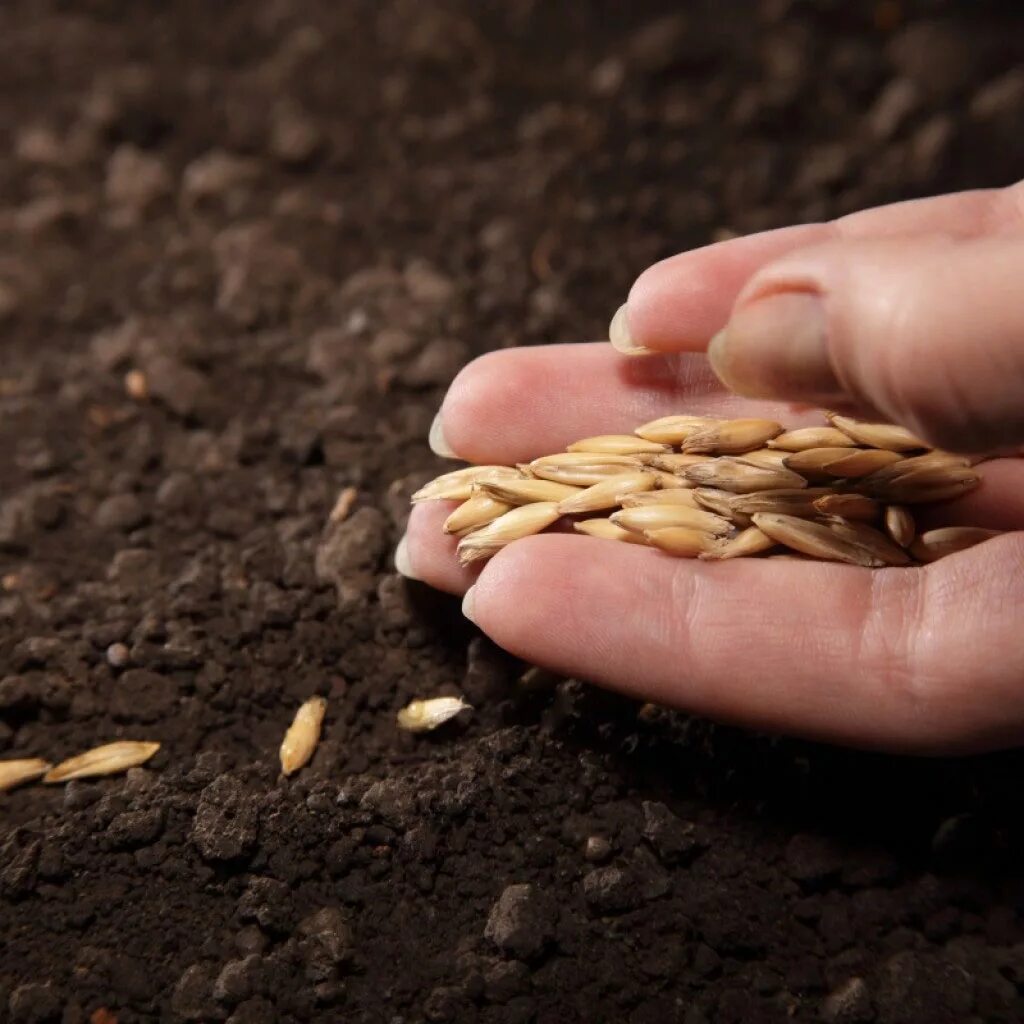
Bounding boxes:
2 2 1024 1022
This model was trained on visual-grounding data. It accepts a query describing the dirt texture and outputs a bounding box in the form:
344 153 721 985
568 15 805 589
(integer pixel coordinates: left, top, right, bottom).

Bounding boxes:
2 1 1024 1022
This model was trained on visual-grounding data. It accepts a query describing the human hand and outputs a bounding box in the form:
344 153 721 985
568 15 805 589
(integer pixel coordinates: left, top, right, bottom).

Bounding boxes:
398 181 1024 754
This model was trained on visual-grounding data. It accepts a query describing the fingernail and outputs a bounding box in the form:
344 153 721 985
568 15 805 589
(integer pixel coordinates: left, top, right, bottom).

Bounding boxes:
429 412 457 458
609 304 652 356
707 292 841 401
461 584 477 624
394 534 419 580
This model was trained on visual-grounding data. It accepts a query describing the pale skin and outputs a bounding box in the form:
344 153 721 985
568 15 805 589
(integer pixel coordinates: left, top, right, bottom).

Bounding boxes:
398 180 1024 755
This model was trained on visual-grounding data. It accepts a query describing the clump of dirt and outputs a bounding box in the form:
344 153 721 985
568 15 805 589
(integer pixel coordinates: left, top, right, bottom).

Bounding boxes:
2 1 1024 1022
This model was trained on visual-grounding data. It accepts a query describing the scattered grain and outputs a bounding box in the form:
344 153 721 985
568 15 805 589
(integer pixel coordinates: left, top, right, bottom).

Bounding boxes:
397 696 469 732
43 741 160 783
279 696 327 776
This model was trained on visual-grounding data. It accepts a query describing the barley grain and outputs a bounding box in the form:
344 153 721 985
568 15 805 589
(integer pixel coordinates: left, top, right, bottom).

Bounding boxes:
649 453 715 473
736 449 792 470
329 486 358 523
701 526 775 560
397 696 469 732
727 487 833 516
479 477 583 505
0 758 51 793
413 466 520 502
785 447 903 478
644 527 717 557
574 519 649 544
612 504 733 536
567 434 670 455
634 415 717 444
909 527 1002 563
767 427 859 451
44 741 160 783
827 414 927 452
684 458 807 493
557 472 656 514
812 493 880 521
619 489 701 508
443 493 514 535
824 518 913 566
280 696 327 776
884 505 916 547
751 514 883 567
456 502 561 564
681 418 783 454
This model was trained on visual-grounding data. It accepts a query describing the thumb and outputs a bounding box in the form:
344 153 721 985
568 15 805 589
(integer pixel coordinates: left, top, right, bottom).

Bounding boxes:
707 235 1024 453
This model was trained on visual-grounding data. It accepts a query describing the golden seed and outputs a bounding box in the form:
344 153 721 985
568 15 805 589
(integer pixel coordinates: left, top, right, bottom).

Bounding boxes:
44 741 160 783
566 434 670 455
397 696 470 733
858 468 980 503
443 493 514 536
573 519 649 544
329 486 358 523
909 527 1002 563
751 513 883 567
649 469 693 488
767 427 859 451
811 492 880 521
680 418 783 454
736 448 792 470
649 453 715 473
280 696 327 777
827 414 927 452
0 758 51 793
824 518 913 567
456 502 561 564
700 526 775 560
619 489 701 509
479 477 582 505
816 448 905 478
611 504 733 536
684 458 807 494
728 487 833 516
557 472 655 514
860 451 970 487
644 527 717 557
634 415 718 444
412 466 520 503
884 505 916 547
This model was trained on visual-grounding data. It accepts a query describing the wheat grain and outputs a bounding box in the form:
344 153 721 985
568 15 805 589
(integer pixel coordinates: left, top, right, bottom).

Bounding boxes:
567 434 670 455
751 513 883 567
884 505 916 547
397 696 469 732
634 415 718 444
443 493 514 535
557 472 655 514
786 447 904 478
728 487 833 516
909 527 1002 563
644 527 717 557
649 453 715 473
736 449 792 470
619 489 701 508
681 418 783 454
528 454 647 486
412 465 520 502
767 427 859 451
827 414 927 452
812 492 880 521
647 469 693 488
0 758 51 793
574 519 649 544
823 517 913 567
700 526 775 560
456 502 561 564
479 477 583 504
44 741 160 783
612 504 733 536
280 696 327 776
685 458 806 493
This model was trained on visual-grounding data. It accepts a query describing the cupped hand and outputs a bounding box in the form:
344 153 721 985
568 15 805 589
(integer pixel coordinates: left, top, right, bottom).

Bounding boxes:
398 181 1024 755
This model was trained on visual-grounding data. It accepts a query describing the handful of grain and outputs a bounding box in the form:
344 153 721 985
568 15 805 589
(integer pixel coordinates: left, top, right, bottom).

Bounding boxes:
413 413 1003 567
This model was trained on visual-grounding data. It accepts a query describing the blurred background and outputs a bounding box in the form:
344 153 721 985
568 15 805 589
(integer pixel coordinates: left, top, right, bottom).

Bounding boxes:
2 2 1024 1022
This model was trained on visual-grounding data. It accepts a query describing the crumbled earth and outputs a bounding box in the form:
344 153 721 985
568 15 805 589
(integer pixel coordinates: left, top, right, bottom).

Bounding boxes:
2 1 1024 1022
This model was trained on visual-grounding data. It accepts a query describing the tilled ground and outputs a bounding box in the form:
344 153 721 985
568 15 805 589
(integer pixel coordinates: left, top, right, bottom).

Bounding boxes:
2 2 1024 1022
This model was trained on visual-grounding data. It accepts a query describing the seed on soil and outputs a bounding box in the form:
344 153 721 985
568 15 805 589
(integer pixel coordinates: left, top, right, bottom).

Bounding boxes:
884 505 916 547
827 414 927 452
680 418 783 454
611 504 733 536
443 493 514 536
43 741 161 783
574 518 649 544
684 458 806 493
0 758 52 793
767 427 859 451
644 526 717 557
909 527 1002 563
567 434 670 455
751 514 884 567
557 472 655 514
329 486 358 523
279 696 327 777
397 696 470 732
456 502 561 564
124 368 149 400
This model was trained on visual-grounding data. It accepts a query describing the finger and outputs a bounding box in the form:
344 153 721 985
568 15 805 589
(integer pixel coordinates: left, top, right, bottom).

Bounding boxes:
397 501 478 595
708 234 1024 453
463 531 1024 753
615 181 1024 355
432 343 817 464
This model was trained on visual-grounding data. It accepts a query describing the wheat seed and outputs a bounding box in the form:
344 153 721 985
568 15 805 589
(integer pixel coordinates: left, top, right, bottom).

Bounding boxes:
649 453 715 473
685 458 806 493
574 519 649 544
812 492 880 521
700 526 775 560
823 518 913 567
619 489 701 508
567 434 670 455
480 477 582 505
635 415 718 444
412 466 519 503
767 427 859 451
612 504 733 536
786 447 904 478
681 418 783 454
827 414 927 452
456 502 561 564
728 487 833 516
527 454 646 486
0 758 51 793
736 449 792 470
397 696 469 733
884 505 916 547
443 493 514 536
329 486 358 524
280 696 327 777
646 469 692 488
557 472 655 514
44 741 160 783
644 527 717 557
751 514 883 567
909 527 1002 563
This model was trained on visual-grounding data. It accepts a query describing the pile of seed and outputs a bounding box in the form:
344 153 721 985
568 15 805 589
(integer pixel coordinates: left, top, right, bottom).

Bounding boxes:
413 413 1002 567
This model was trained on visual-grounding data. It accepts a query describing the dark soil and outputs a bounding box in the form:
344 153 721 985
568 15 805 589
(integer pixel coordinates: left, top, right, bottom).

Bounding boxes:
2 2 1024 1022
